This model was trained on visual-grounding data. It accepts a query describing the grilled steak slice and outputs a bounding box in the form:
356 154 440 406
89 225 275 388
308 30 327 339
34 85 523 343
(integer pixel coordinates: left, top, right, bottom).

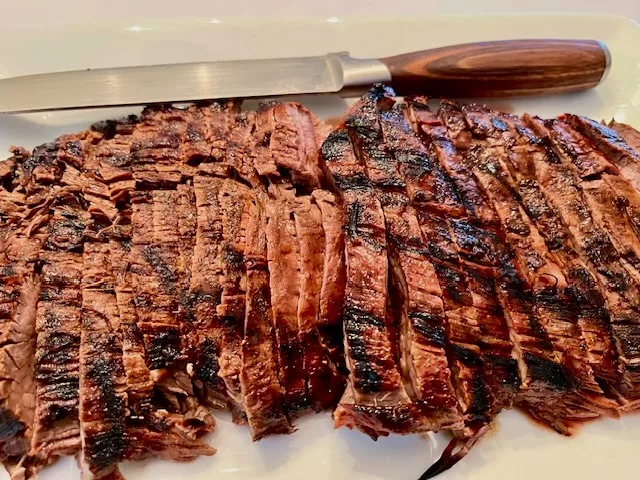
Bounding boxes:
204 177 252 415
264 185 307 413
135 185 213 433
191 175 244 413
608 120 640 154
490 113 621 394
328 88 464 438
258 103 328 190
89 115 139 202
310 190 347 371
78 242 128 480
523 116 640 401
240 190 293 440
27 194 89 470
408 102 526 406
128 108 199 188
108 231 216 463
78 330 127 479
382 193 465 430
323 124 414 437
459 105 618 416
563 114 640 193
358 94 468 429
290 193 345 410
378 105 465 216
545 120 640 272
0 245 40 477
0 154 41 476
450 102 620 422
427 100 603 433
408 100 498 226
383 101 519 418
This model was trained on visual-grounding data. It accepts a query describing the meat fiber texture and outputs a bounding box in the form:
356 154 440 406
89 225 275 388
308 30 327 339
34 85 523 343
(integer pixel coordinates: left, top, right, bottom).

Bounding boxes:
1 87 640 480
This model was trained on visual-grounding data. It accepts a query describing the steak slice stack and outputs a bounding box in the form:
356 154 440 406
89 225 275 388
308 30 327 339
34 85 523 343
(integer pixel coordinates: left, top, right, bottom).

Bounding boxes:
0 149 42 479
3 86 640 480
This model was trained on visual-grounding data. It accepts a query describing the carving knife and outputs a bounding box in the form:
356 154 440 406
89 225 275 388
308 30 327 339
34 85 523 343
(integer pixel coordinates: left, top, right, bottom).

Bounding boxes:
0 39 610 113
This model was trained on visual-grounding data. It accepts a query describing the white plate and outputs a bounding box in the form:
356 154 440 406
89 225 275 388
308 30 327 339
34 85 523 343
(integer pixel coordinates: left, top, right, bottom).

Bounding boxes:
1 14 640 480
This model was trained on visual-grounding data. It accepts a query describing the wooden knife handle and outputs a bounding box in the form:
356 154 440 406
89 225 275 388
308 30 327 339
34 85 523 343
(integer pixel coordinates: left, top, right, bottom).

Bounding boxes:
380 39 610 98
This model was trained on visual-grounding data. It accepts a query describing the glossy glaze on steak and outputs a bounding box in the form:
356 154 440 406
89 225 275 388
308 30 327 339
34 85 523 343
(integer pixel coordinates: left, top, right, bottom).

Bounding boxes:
2 87 640 480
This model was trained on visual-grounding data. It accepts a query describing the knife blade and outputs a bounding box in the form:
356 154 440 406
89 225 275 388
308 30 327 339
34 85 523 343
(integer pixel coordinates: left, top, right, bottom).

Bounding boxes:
0 39 610 113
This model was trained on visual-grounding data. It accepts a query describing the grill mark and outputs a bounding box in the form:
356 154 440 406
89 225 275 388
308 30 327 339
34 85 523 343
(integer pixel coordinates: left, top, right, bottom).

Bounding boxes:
128 181 217 459
410 98 498 226
0 223 39 465
379 103 465 217
78 241 128 477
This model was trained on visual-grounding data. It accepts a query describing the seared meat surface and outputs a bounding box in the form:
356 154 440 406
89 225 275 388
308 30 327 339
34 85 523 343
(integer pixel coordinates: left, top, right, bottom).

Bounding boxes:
2 87 640 480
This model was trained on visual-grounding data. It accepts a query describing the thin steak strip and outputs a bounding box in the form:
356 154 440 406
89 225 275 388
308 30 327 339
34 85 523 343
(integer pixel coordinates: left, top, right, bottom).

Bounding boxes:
241 189 293 440
130 190 216 456
563 114 640 193
192 174 244 414
290 193 345 410
407 100 524 412
79 242 128 480
30 198 87 467
310 189 347 372
382 102 519 421
265 184 307 414
325 89 451 438
0 152 42 479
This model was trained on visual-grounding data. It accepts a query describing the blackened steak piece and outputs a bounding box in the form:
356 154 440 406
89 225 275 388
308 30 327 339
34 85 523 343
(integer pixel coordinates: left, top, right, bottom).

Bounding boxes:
310 190 347 372
109 226 216 464
129 188 217 455
523 116 640 402
27 192 91 472
458 104 618 418
608 120 640 155
290 193 345 411
191 175 244 413
436 101 616 431
383 101 519 421
409 101 523 413
378 105 465 217
240 190 293 440
264 185 307 414
257 102 329 189
408 100 498 226
492 113 621 394
79 242 128 480
0 153 42 478
563 114 640 193
327 88 465 438
323 121 414 438
354 93 466 430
